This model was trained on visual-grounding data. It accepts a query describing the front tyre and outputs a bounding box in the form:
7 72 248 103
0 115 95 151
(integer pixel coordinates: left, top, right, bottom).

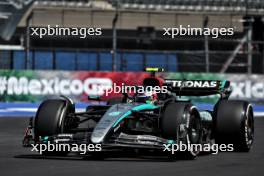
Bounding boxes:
34 99 74 156
162 102 202 160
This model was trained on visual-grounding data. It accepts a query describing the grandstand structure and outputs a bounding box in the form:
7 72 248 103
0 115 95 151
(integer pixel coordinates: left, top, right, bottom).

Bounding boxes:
0 0 264 73
115 0 264 14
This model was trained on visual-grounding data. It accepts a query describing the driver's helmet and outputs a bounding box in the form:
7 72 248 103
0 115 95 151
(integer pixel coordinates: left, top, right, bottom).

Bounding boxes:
136 91 158 104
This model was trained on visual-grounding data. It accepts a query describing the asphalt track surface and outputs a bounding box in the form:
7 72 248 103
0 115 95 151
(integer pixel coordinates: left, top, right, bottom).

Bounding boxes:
0 117 264 176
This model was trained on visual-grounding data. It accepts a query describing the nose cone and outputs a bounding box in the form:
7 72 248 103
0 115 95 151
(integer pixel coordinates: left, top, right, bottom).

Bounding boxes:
90 104 134 144
91 131 105 144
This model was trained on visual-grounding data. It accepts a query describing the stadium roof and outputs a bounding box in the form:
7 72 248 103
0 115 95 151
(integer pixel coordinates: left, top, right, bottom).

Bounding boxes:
32 0 264 14
111 0 264 14
0 0 34 40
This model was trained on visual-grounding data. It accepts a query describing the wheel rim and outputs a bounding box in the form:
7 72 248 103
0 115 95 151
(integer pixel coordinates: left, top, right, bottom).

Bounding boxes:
186 113 201 156
189 114 201 144
245 112 254 146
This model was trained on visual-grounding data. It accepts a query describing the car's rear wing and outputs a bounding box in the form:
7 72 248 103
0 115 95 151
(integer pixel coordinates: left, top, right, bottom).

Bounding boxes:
164 79 231 97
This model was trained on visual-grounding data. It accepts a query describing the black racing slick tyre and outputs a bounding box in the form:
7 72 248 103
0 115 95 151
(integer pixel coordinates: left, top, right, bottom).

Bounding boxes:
34 99 73 138
34 99 74 156
214 100 254 152
162 102 202 160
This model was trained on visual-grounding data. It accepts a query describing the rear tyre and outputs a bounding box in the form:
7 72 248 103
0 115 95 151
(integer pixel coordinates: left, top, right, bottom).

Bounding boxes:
214 100 254 152
34 99 74 156
162 102 202 160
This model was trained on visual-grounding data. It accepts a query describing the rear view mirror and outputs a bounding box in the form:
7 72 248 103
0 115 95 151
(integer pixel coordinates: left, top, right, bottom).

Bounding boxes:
88 95 101 101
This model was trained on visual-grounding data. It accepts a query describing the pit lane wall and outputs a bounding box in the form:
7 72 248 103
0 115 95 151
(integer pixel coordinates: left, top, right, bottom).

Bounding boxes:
0 70 263 116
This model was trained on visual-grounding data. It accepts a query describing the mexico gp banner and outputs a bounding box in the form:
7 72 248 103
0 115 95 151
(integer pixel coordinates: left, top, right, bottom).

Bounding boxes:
0 70 263 103
0 70 149 102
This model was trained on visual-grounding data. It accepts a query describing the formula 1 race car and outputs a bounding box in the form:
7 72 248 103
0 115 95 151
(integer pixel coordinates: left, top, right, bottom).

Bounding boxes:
23 68 254 160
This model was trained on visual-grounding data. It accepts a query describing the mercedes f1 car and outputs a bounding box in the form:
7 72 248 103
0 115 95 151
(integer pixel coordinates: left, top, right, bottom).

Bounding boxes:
23 68 254 160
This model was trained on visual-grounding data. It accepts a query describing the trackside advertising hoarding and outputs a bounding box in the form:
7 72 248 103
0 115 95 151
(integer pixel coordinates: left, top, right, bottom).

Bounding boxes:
0 70 263 103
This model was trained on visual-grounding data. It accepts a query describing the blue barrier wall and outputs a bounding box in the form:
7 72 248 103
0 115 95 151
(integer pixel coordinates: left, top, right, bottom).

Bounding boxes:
6 50 178 71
